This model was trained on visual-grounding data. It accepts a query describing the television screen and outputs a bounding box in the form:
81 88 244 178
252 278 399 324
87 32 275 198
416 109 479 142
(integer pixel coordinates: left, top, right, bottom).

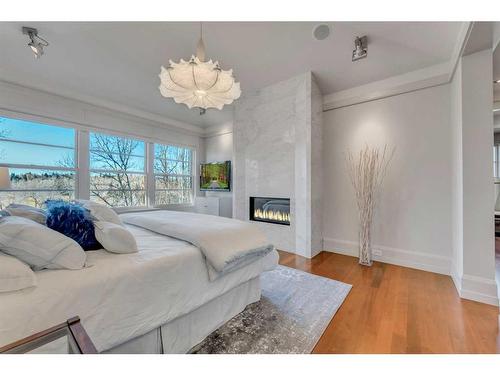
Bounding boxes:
200 161 231 191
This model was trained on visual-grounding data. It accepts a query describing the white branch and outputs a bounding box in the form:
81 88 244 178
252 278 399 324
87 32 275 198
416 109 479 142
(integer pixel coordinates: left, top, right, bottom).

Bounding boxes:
345 144 395 265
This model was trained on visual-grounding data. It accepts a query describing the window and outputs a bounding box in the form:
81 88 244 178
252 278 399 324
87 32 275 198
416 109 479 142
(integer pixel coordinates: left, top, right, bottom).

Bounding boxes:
154 143 193 205
0 117 76 208
0 116 197 209
89 132 146 207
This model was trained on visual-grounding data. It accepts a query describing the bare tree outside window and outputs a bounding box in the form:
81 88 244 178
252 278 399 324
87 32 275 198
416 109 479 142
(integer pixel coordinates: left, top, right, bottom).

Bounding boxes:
89 133 146 207
154 144 193 205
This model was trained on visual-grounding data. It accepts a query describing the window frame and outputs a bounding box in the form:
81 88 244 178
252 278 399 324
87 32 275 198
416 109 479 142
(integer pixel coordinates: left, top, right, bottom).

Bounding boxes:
152 142 195 207
0 117 78 207
88 130 148 208
0 112 198 209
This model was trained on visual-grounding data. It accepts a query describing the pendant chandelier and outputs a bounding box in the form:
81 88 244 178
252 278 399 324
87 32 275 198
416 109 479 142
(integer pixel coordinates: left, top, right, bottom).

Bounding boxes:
159 23 241 111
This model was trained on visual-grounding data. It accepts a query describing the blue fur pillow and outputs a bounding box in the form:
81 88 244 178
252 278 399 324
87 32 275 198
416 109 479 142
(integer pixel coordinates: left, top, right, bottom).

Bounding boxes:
45 200 101 251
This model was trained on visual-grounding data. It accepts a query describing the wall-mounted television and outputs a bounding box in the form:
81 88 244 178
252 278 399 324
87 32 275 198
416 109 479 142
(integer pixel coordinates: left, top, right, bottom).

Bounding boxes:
200 161 231 191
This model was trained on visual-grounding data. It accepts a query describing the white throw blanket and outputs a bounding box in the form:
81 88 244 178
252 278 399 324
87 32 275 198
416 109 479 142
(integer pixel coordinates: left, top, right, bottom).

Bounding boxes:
121 211 275 280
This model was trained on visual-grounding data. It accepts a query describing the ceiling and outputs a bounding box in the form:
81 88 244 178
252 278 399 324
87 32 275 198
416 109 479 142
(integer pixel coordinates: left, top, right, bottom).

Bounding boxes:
0 22 464 128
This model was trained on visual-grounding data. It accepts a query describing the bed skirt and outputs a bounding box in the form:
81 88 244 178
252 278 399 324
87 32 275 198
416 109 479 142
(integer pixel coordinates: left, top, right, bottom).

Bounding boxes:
103 276 261 354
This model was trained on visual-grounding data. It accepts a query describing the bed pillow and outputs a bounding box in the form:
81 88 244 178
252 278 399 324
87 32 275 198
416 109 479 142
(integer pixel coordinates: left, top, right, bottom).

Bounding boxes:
76 200 123 226
46 200 101 251
4 204 47 225
94 221 138 254
0 216 86 270
0 253 37 292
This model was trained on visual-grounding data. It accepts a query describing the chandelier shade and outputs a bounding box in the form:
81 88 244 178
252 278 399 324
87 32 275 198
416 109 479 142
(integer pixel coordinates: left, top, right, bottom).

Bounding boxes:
159 56 241 110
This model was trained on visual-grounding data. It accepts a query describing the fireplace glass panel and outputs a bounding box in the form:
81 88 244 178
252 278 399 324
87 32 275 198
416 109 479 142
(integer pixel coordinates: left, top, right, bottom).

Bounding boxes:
249 197 290 225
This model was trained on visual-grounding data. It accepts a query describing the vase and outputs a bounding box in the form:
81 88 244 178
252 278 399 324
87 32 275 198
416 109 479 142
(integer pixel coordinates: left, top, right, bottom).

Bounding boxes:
358 210 373 266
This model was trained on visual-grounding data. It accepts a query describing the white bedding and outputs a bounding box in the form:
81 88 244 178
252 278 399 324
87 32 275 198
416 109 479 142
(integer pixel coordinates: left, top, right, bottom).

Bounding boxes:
0 224 278 352
122 211 274 279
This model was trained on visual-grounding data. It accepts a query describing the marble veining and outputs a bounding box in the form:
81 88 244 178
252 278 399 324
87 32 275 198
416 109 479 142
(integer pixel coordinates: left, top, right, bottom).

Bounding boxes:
233 72 323 257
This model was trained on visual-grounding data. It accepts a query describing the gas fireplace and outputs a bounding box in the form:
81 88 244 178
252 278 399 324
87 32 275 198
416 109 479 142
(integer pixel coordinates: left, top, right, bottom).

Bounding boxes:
249 197 290 225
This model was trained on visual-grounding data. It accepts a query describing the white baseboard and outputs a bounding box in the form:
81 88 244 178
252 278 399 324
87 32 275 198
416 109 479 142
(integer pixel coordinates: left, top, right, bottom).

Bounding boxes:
323 237 451 275
450 262 462 296
451 264 499 306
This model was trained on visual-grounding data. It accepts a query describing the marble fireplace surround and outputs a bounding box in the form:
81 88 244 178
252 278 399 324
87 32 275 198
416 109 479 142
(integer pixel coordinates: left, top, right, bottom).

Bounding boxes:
233 72 323 258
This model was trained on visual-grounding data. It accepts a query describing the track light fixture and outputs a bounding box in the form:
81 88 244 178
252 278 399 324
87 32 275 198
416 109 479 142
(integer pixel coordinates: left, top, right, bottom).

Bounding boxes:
352 36 368 62
22 27 49 59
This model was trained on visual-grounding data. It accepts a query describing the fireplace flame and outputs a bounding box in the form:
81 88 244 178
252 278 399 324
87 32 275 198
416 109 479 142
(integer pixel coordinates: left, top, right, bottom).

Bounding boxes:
254 208 290 223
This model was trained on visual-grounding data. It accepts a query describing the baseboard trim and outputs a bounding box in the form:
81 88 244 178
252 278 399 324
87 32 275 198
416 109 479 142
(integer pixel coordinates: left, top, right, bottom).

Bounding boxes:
450 262 462 297
451 269 499 306
460 288 499 307
323 237 451 276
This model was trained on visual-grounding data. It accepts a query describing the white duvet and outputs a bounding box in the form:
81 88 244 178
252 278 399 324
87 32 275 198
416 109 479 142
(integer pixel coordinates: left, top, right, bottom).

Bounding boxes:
122 211 275 280
0 225 278 352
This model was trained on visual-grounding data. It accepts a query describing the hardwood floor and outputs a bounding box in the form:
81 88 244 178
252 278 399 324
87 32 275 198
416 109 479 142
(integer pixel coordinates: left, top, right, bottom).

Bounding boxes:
278 250 500 353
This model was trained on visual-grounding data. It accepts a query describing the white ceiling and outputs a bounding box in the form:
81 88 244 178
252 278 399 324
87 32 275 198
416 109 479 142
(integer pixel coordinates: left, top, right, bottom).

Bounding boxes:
0 22 463 128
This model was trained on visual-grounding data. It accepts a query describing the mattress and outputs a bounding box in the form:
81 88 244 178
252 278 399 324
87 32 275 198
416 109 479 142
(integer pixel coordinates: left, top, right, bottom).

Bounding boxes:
0 224 279 352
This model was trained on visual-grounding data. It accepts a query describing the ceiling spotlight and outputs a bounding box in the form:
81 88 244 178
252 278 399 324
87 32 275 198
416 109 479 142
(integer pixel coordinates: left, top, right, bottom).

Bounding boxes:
352 36 368 62
22 27 49 59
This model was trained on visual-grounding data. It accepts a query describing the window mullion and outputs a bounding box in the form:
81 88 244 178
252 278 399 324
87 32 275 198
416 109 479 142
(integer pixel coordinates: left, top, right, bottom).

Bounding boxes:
191 149 195 204
77 130 90 200
146 142 155 206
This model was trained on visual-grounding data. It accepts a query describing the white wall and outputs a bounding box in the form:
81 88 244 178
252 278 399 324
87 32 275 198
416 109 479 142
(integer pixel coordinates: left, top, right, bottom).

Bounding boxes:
322 84 453 274
450 61 464 281
309 76 324 256
461 50 494 279
205 132 233 164
204 129 234 217
453 49 498 305
494 22 500 50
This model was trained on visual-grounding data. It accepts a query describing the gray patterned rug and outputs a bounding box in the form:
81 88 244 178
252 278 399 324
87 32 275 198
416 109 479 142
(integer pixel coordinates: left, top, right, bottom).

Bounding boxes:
190 265 351 354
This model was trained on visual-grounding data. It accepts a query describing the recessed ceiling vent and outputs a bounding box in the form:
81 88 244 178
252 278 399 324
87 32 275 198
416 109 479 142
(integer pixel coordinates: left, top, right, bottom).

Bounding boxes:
313 24 330 41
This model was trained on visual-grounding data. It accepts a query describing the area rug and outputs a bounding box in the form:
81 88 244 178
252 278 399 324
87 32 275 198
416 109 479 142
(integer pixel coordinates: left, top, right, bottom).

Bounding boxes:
190 265 352 354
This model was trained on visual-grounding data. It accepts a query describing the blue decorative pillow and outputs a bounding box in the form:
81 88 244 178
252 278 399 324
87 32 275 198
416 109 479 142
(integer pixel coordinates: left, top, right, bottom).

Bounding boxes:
45 200 101 251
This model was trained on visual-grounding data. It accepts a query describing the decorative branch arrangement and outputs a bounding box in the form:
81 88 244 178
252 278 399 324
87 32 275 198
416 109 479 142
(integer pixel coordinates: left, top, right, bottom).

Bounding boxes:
346 144 395 266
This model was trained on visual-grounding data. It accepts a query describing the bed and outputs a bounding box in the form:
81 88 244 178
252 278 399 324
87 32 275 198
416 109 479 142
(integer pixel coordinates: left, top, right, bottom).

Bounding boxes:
0 215 278 353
